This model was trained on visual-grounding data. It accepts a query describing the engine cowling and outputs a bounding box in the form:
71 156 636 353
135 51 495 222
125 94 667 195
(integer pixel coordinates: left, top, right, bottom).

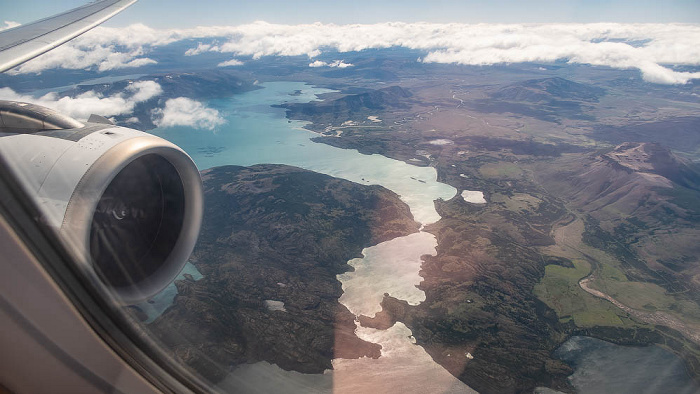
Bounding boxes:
0 100 203 304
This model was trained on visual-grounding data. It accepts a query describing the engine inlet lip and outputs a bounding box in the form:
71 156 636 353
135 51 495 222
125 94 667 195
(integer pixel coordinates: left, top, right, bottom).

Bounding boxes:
60 135 203 305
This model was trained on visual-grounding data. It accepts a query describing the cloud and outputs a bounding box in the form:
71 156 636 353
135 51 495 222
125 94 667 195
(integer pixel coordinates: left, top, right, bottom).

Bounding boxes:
9 43 157 74
125 80 163 102
309 60 354 68
9 22 700 84
217 58 244 67
0 81 163 120
185 43 220 56
1 21 20 31
329 60 353 68
151 98 225 130
211 21 700 84
6 23 171 74
636 62 700 85
308 60 326 67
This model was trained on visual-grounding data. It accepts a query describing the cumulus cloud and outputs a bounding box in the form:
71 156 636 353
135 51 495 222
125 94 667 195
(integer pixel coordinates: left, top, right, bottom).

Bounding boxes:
185 43 220 56
10 22 700 84
0 81 163 120
217 58 244 67
308 60 326 67
309 60 354 68
332 61 354 68
152 98 225 130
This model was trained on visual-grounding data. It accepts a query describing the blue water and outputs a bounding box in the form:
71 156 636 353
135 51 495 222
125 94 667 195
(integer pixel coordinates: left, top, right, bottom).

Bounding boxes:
151 81 455 224
139 262 203 323
555 336 700 394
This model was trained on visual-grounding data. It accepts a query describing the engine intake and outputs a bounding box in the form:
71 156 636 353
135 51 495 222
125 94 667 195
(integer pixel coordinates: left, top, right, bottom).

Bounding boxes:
0 100 203 304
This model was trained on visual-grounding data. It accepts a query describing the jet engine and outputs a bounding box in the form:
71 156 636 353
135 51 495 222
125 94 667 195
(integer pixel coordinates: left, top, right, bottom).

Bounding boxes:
0 100 203 304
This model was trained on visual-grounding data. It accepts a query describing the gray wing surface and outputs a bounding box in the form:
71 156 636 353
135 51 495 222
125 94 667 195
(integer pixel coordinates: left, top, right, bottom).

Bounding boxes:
0 0 137 73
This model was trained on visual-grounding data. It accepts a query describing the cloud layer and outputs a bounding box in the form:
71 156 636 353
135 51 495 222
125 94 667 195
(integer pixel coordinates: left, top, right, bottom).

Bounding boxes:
8 21 700 84
0 81 162 120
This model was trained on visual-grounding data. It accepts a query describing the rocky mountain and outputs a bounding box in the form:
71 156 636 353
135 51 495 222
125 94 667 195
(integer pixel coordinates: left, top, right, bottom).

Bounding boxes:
593 117 700 155
146 164 419 383
467 77 605 122
604 142 700 190
536 142 700 293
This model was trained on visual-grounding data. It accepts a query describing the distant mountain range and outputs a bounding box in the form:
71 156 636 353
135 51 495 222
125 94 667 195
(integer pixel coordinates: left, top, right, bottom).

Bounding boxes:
491 77 605 103
467 77 605 122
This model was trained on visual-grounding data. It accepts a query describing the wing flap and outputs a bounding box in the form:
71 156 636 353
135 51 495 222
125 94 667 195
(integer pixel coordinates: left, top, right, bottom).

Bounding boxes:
0 0 137 73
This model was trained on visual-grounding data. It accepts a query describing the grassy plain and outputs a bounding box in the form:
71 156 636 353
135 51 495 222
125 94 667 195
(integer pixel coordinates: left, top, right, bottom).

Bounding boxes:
535 216 700 331
479 162 523 179
590 264 700 326
534 260 635 327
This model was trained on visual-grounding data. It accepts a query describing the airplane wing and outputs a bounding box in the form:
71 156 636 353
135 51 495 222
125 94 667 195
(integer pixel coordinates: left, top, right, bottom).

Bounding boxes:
0 0 137 73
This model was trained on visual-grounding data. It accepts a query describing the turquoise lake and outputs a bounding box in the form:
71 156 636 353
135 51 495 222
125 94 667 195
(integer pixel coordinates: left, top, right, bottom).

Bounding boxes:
151 81 456 225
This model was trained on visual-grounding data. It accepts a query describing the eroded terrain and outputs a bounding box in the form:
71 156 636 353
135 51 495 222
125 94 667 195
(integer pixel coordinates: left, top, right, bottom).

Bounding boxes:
75 57 700 392
273 62 700 392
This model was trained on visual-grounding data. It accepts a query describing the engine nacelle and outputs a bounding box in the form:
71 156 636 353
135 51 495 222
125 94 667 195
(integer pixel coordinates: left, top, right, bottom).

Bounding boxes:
0 101 203 304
